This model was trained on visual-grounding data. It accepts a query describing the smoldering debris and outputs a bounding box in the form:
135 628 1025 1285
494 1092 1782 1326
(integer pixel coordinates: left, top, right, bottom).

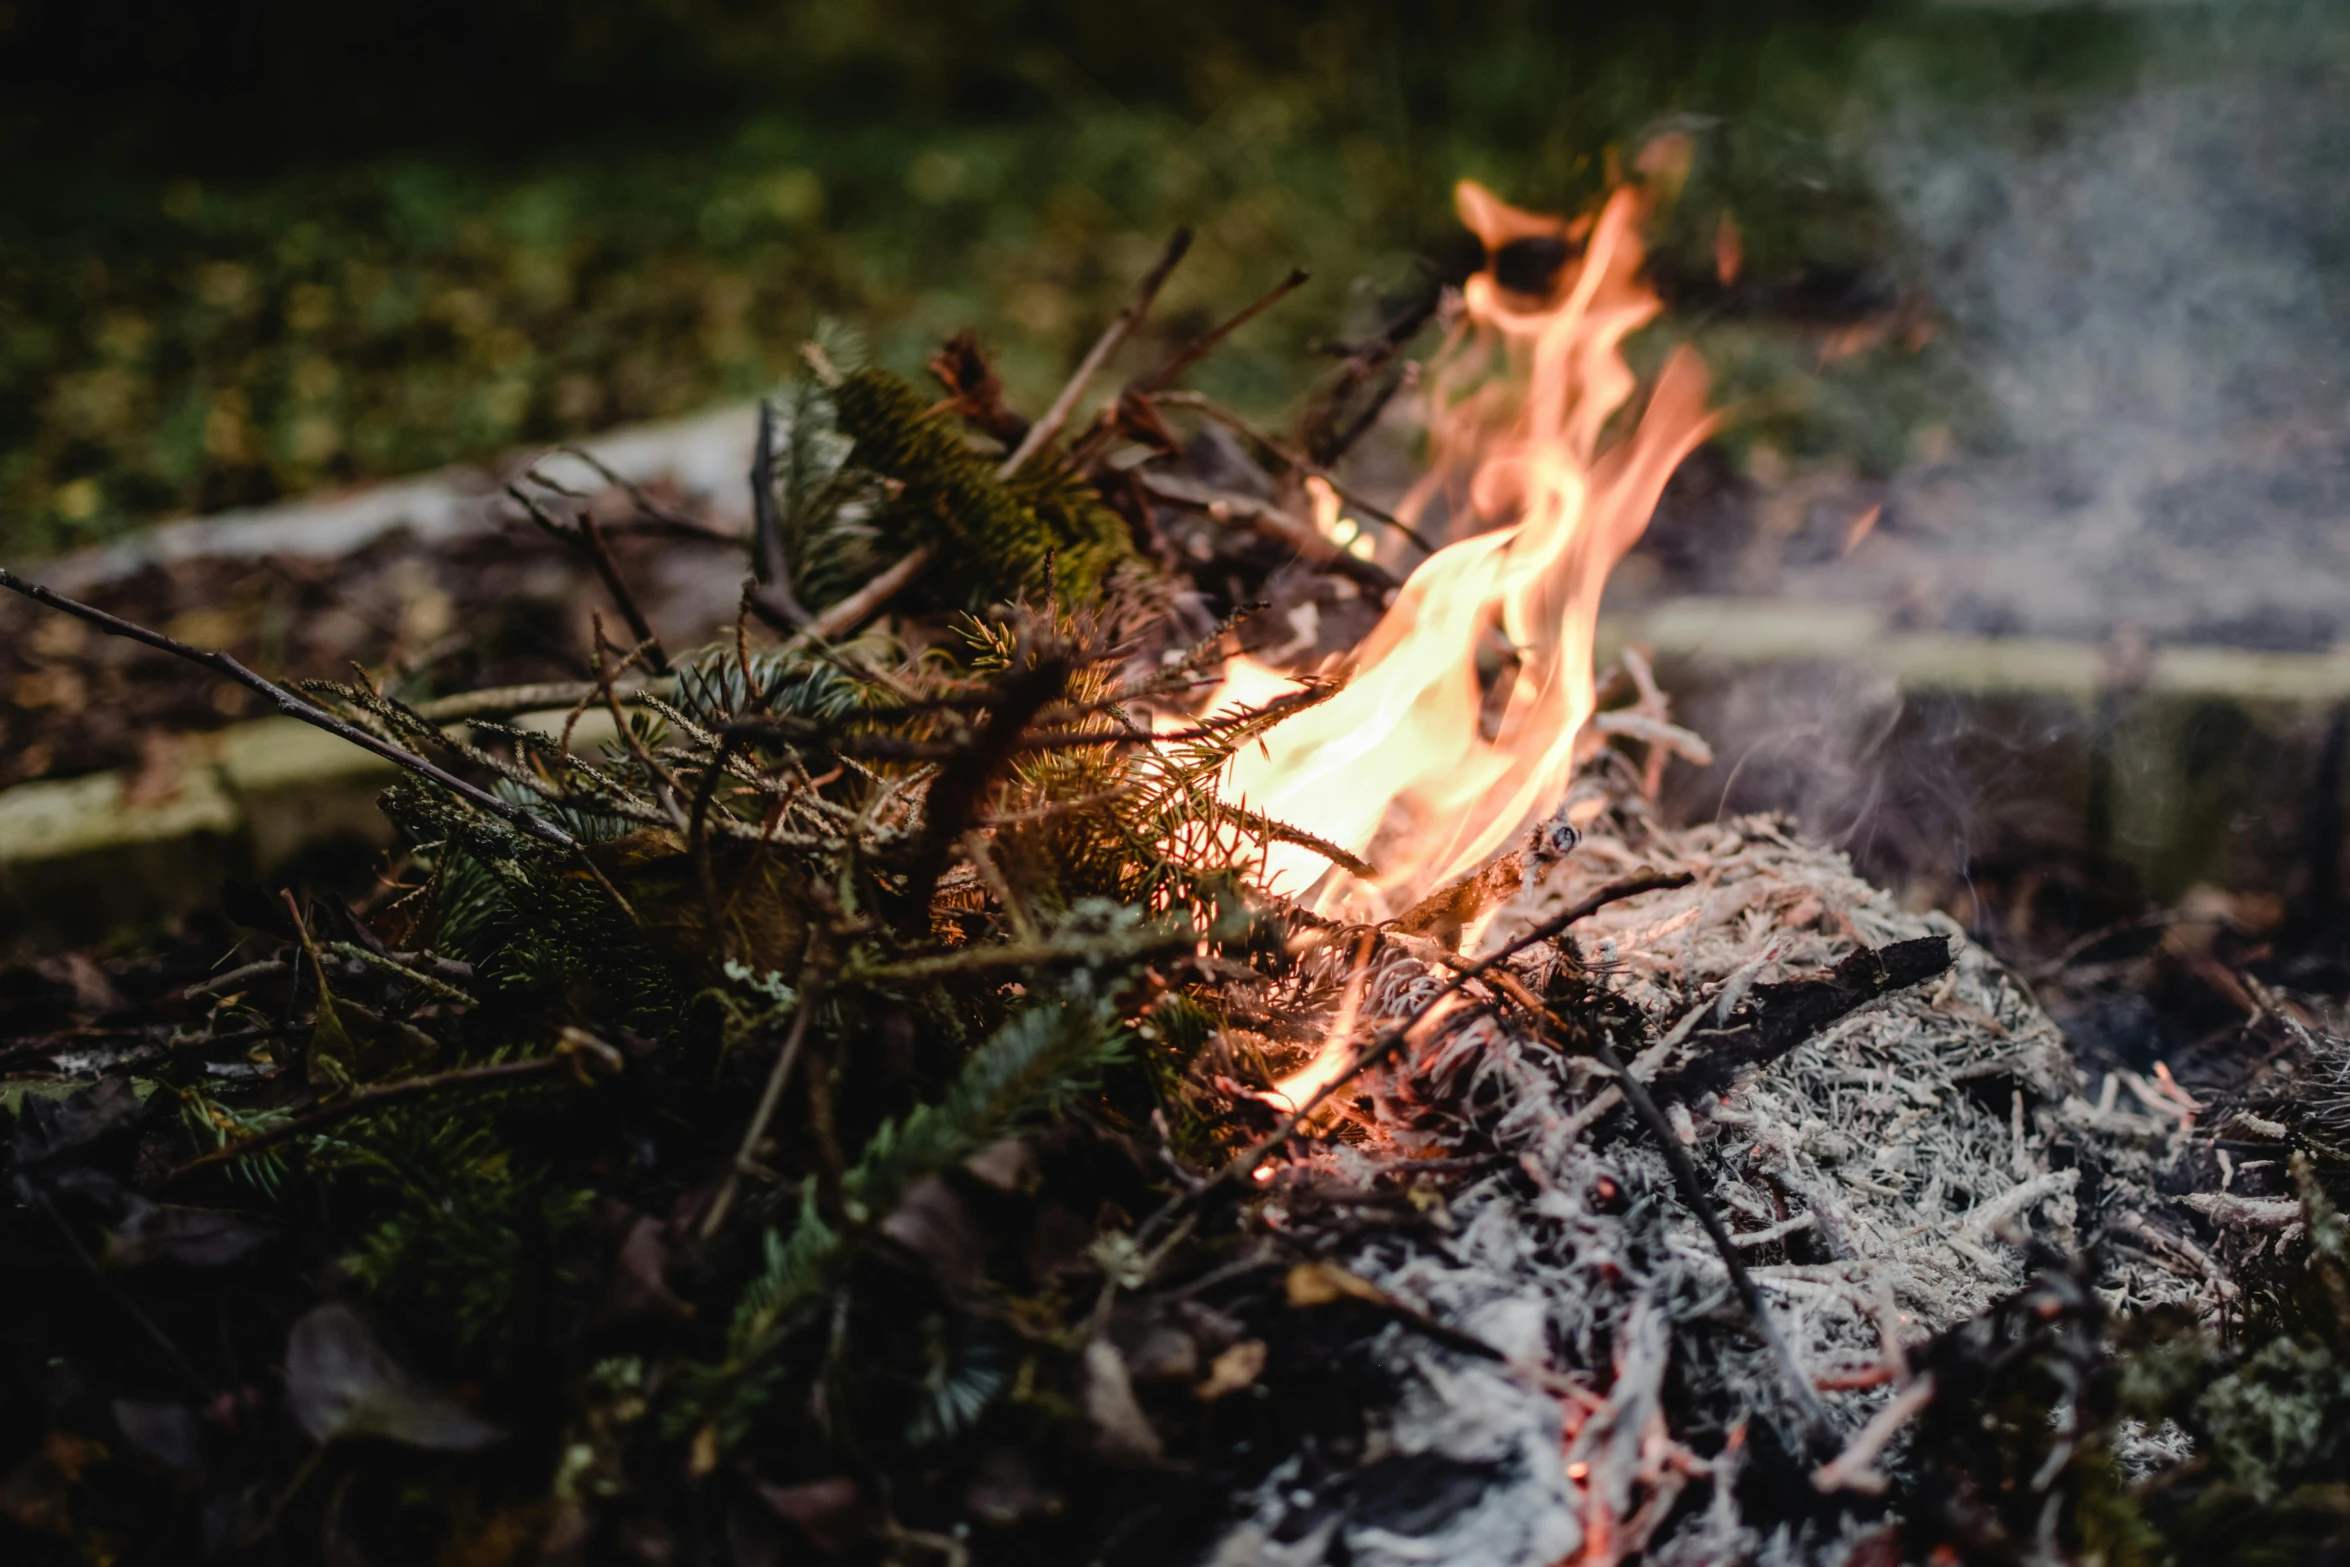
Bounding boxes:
1201 785 2219 1566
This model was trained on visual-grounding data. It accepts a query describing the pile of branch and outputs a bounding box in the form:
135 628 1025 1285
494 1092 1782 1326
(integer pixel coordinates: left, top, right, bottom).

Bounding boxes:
1 232 2347 1567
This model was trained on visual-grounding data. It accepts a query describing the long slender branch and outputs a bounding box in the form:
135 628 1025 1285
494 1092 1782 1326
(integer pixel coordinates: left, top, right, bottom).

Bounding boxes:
1588 1026 1836 1456
719 682 1337 760
701 984 820 1240
413 678 674 723
0 568 577 852
402 550 927 733
578 514 671 674
805 544 932 639
1134 267 1310 394
998 228 1193 477
844 922 1198 987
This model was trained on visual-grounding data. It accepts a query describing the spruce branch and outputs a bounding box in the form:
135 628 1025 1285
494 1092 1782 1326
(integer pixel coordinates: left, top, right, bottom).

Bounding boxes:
748 395 815 631
164 1031 624 1186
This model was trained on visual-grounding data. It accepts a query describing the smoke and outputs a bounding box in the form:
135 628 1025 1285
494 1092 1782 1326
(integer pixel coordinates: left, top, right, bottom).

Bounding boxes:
1653 4 2350 926
1863 0 2350 649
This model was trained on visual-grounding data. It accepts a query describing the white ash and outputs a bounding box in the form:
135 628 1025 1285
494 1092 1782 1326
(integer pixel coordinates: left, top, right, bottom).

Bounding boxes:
1208 801 2217 1566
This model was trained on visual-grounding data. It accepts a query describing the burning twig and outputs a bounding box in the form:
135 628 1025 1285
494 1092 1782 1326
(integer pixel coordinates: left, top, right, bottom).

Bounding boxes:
1142 869 1694 1242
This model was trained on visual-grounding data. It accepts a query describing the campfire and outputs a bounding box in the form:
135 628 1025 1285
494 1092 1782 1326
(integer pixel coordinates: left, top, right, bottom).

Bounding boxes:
1 168 2341 1567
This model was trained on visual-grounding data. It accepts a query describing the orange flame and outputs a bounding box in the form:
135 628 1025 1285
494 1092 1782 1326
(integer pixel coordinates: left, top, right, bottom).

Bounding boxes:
1216 180 1717 917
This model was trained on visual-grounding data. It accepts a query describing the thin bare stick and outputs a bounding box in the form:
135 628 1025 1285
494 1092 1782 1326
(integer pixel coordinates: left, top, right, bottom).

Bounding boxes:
1137 470 1401 594
807 545 934 639
962 830 1036 943
702 988 819 1239
592 615 690 830
998 228 1193 477
1154 390 1440 555
689 734 744 915
508 480 670 674
183 958 288 998
553 443 741 543
1590 1025 1836 1455
719 681 1338 760
1134 267 1310 394
579 514 671 674
164 1032 623 1185
1813 1375 1935 1493
0 568 577 851
324 942 475 1007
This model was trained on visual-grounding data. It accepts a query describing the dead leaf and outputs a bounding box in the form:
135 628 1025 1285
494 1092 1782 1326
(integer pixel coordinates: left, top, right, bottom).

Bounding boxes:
11 1076 147 1167
752 1476 877 1554
1194 1340 1268 1402
1284 1261 1393 1309
879 1175 986 1298
112 1401 204 1478
284 1302 504 1450
962 1137 1037 1193
104 1198 274 1270
599 1214 694 1324
1081 1337 1162 1465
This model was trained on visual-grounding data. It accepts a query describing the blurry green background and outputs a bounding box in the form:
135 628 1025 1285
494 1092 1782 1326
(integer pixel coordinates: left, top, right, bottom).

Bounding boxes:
0 0 2145 556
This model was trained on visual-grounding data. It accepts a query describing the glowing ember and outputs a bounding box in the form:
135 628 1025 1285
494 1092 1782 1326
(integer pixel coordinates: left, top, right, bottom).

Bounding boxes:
1211 179 1716 920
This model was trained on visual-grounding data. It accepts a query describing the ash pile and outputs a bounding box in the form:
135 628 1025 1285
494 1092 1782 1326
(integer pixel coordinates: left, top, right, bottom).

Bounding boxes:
1197 779 2217 1567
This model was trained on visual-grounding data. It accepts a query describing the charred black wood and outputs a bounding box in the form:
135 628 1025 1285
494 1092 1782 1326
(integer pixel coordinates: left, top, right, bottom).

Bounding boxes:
1643 933 1954 1107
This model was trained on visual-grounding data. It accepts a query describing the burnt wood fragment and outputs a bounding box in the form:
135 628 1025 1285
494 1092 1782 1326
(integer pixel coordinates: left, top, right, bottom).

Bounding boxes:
1645 934 1954 1107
